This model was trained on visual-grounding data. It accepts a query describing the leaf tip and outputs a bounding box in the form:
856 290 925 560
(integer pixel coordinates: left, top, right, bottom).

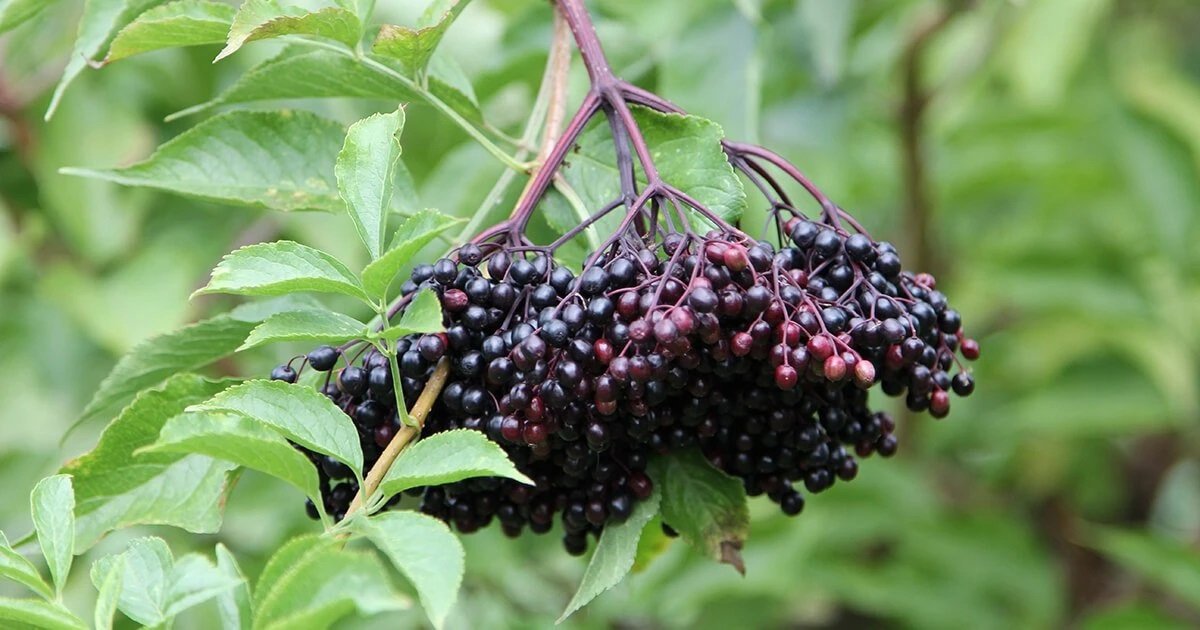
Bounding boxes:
719 540 745 575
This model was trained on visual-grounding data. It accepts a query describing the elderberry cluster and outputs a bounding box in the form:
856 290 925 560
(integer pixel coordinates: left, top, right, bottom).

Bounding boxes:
271 217 978 555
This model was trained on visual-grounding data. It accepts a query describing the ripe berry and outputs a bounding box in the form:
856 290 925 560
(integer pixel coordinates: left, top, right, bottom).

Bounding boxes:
307 346 339 371
338 366 367 395
270 365 297 383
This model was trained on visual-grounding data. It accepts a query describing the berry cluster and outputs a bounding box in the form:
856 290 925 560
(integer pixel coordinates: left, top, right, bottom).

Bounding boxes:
272 213 978 555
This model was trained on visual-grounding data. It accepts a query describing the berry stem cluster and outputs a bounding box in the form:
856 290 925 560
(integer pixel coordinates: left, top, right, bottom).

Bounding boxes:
273 0 979 554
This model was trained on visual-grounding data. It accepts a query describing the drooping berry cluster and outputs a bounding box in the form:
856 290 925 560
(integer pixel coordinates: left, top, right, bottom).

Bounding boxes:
272 211 978 555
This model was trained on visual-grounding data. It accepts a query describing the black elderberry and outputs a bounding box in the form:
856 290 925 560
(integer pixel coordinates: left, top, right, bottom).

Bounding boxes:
306 346 339 371
270 365 297 383
338 366 367 395
433 259 458 284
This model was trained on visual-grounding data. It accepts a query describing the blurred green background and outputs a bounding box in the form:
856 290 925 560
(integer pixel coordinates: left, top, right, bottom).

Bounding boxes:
2 0 1199 627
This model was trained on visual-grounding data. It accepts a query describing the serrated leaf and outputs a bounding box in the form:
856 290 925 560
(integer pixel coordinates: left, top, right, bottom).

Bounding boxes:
354 512 464 630
197 240 369 302
361 210 462 297
31 475 74 597
72 298 311 436
0 532 53 600
0 0 64 35
215 544 252 630
168 47 419 120
190 380 364 475
104 0 235 63
563 107 746 226
559 487 661 622
217 0 359 62
63 375 239 550
651 449 749 573
380 289 444 341
240 310 367 351
371 0 470 73
93 556 124 630
378 430 532 498
46 0 169 119
145 411 323 504
1082 525 1200 609
0 598 86 630
91 537 242 627
253 536 408 630
62 110 346 212
337 109 406 259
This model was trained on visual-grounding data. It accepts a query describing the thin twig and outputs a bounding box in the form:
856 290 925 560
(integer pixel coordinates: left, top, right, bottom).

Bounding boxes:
344 359 451 518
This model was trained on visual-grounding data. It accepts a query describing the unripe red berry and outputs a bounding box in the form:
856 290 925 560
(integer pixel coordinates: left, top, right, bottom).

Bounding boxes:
961 338 981 360
823 355 847 381
929 390 951 418
774 365 798 390
854 360 876 388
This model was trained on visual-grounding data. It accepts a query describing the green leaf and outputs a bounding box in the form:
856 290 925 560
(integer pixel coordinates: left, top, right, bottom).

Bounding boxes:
91 537 242 627
354 512 464 630
215 544 252 630
371 0 470 73
0 532 53 600
651 449 749 573
62 110 346 212
190 380 364 475
63 374 238 550
92 556 124 630
337 109 406 259
0 0 63 35
196 240 369 302
361 210 463 298
559 486 661 622
240 310 367 351
1082 525 1200 609
563 107 747 225
0 598 86 630
46 0 169 120
253 536 408 630
31 475 74 597
168 48 419 120
72 299 305 436
217 0 360 62
378 429 532 498
380 289 444 341
104 0 235 63
144 411 323 504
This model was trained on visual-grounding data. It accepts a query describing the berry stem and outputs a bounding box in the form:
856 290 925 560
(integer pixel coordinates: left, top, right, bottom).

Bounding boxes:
344 358 452 519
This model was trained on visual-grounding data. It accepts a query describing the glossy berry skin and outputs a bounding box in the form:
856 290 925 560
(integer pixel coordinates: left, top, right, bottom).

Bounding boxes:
270 365 297 383
287 218 977 553
307 346 339 371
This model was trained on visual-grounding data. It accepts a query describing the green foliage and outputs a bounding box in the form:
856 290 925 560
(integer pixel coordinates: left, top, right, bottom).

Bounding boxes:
2 0 1199 628
217 0 360 62
337 109 407 259
64 111 348 212
104 0 235 63
354 511 465 630
372 0 470 74
190 380 365 475
252 535 409 629
31 475 74 596
145 411 324 507
89 537 242 627
377 429 534 498
653 449 750 571
560 486 662 622
64 375 239 549
239 310 367 350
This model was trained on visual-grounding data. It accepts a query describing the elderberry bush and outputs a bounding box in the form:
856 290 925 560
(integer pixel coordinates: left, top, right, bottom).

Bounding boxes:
273 214 979 555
